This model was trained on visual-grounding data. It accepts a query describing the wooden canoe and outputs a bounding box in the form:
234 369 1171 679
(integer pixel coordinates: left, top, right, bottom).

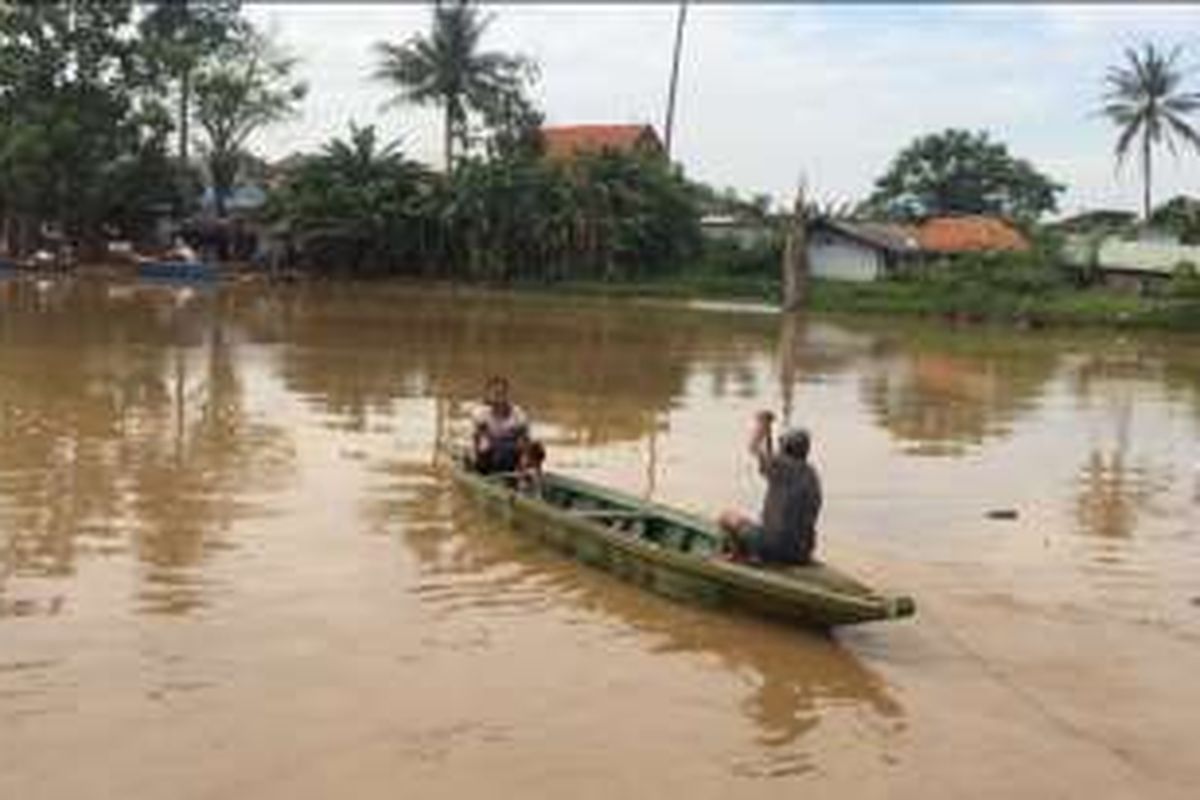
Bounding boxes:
450 461 915 629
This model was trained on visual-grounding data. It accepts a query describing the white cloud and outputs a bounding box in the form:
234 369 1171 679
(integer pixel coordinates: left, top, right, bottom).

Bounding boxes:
245 2 1200 215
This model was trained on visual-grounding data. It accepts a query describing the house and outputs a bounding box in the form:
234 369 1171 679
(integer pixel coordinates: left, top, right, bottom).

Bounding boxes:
917 216 1030 255
806 215 1030 282
1062 230 1200 293
199 184 268 216
1051 209 1137 235
699 214 780 250
540 124 664 161
806 219 921 282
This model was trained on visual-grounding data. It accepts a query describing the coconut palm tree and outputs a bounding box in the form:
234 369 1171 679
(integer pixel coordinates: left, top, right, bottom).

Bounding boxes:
1101 43 1200 222
373 0 532 174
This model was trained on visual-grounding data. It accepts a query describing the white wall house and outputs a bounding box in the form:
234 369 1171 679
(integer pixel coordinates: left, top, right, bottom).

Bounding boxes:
808 230 886 282
806 220 920 282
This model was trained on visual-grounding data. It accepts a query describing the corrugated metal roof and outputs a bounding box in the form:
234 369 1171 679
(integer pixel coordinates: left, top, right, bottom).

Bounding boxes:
816 219 920 253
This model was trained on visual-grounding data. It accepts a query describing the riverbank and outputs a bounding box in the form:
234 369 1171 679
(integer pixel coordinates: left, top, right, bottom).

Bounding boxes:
16 264 1200 331
514 273 1200 331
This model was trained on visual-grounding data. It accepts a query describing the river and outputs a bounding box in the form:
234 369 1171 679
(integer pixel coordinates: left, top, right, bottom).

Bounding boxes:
1 278 1198 798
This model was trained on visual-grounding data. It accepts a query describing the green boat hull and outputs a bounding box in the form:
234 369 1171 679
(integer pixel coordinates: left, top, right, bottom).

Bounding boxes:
450 463 915 629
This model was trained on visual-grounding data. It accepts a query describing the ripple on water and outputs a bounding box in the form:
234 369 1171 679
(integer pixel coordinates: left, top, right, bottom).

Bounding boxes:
0 657 61 720
135 566 216 617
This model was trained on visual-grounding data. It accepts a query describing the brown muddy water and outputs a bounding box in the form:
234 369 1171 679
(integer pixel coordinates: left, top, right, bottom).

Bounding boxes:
1 277 1198 799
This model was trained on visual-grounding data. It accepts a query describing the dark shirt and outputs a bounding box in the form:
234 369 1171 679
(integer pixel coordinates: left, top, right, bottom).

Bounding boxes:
759 454 822 563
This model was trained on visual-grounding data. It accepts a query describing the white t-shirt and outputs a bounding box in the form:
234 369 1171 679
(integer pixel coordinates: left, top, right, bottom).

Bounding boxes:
473 403 529 442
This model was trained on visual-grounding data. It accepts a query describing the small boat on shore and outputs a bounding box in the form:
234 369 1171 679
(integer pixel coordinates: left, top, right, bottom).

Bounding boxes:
450 460 915 629
138 260 218 282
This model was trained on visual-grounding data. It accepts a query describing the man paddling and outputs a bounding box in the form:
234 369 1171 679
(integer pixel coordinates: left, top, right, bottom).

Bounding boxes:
471 375 531 475
718 410 821 565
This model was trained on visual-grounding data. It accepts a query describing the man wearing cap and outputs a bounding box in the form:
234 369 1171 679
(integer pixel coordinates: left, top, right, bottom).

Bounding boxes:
718 410 822 565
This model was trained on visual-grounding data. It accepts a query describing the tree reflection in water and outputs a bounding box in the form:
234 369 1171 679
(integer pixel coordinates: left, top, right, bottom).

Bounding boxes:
1065 346 1180 540
857 329 1057 457
270 285 781 450
0 280 295 617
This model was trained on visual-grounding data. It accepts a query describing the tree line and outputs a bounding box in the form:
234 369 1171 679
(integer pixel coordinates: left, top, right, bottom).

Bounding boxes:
275 0 701 280
3 1 1197 280
0 1 303 258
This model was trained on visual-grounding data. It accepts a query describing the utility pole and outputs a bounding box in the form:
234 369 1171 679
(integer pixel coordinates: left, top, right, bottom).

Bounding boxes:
781 179 810 311
663 0 688 160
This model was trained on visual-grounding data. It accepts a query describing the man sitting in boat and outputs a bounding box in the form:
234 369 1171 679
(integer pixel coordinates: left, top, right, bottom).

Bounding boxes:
718 411 821 565
164 236 199 263
471 376 531 475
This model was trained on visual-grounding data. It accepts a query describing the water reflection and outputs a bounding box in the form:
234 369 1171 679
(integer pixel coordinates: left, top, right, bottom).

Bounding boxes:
858 335 1056 457
0 279 295 616
373 461 905 776
271 285 778 447
5 280 1200 796
1063 347 1179 541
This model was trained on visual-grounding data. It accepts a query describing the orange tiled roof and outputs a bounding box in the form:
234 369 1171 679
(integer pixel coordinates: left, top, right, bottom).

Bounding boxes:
541 124 662 160
916 216 1030 254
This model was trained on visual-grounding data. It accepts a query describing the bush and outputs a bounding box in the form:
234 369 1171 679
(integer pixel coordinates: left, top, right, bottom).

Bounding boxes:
696 235 782 279
1170 260 1200 299
905 250 1068 299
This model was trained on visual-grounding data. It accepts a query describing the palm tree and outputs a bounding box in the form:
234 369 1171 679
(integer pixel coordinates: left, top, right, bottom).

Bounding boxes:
373 0 532 174
139 1 246 165
1101 43 1200 222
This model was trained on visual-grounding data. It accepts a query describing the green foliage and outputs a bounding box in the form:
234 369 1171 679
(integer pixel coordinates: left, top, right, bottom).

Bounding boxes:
192 28 306 218
698 236 781 280
373 0 538 172
0 1 162 251
139 1 247 161
267 124 432 273
1170 260 1200 298
865 129 1064 222
1101 43 1200 221
1149 195 1200 243
0 1 262 251
916 250 1069 296
268 133 701 280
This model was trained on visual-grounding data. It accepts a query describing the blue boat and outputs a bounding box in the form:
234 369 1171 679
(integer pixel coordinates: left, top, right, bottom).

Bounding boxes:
138 260 219 282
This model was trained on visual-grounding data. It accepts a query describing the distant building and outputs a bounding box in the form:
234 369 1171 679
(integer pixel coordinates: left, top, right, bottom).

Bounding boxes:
1063 230 1200 293
807 219 921 282
806 216 1030 282
699 214 780 250
199 185 268 216
540 124 664 161
1050 209 1137 235
917 216 1030 255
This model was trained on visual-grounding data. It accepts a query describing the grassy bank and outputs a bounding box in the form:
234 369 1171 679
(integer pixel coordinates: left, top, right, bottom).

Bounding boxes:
806 280 1200 329
514 271 1200 331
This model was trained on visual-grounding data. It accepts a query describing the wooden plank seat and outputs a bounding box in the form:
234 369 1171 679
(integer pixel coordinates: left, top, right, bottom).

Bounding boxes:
566 508 650 520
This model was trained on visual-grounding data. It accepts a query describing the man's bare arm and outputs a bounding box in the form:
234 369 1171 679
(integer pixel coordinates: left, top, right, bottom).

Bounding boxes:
750 410 774 476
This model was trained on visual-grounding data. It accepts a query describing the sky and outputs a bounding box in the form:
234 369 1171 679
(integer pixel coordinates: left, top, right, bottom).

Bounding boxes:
244 2 1200 216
